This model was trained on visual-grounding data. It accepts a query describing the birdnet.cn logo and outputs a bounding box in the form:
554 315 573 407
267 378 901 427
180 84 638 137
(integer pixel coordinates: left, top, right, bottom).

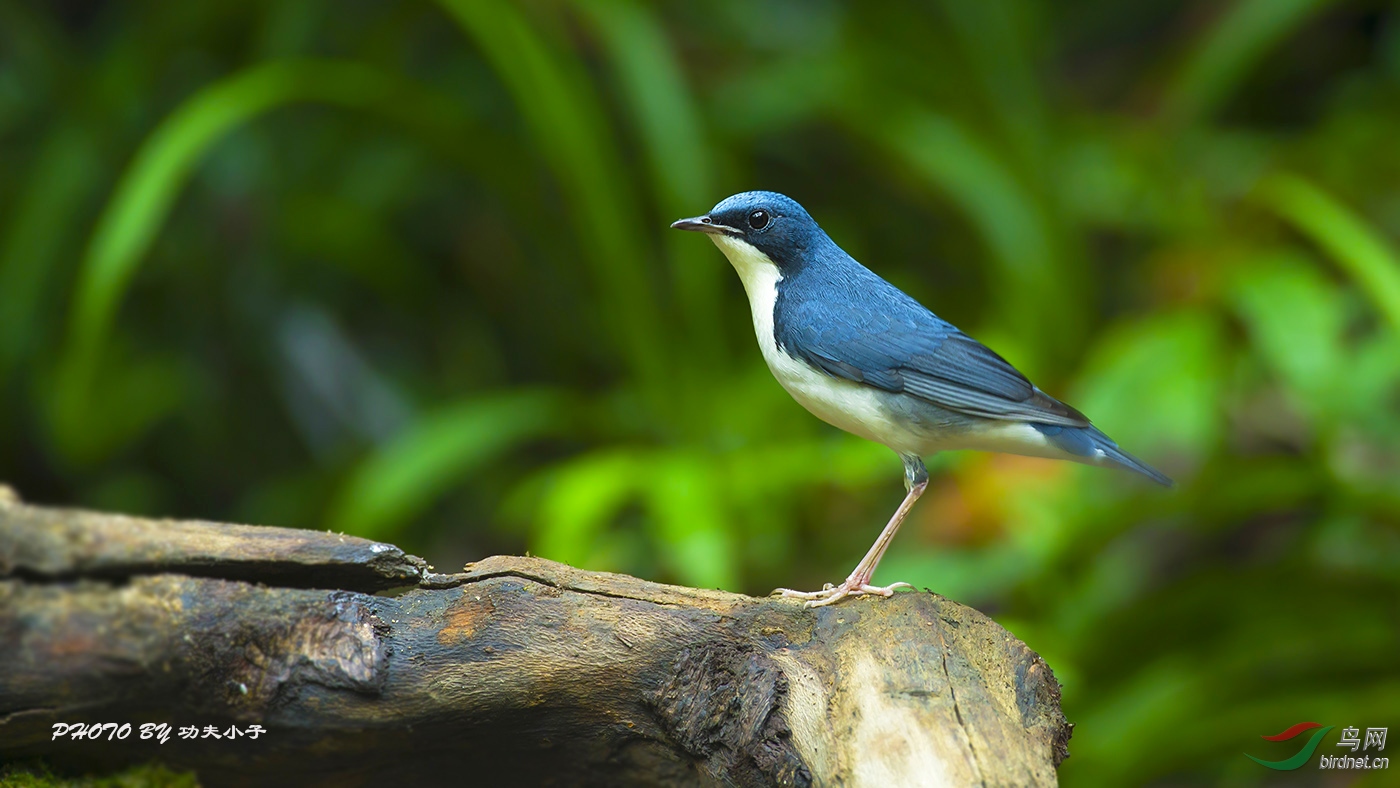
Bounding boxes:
1245 722 1389 771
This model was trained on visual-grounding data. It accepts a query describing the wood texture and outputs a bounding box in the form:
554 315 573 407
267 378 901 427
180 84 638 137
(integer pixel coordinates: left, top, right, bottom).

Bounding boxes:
0 488 1071 787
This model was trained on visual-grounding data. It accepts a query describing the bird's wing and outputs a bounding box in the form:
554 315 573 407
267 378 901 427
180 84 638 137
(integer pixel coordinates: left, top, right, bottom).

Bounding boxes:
779 298 1090 427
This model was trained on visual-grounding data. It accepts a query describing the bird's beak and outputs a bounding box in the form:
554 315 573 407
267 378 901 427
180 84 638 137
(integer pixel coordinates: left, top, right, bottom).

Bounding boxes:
670 216 735 235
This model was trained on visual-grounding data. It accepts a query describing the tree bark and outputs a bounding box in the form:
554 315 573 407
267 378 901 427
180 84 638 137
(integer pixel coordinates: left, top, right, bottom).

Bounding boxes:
0 487 1071 787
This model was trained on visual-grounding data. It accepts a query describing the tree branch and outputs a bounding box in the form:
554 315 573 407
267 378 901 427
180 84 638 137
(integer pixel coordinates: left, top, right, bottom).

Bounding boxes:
0 487 1071 787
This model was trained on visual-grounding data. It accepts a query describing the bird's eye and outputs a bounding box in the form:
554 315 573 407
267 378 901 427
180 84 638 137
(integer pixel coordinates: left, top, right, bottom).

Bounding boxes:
747 210 770 230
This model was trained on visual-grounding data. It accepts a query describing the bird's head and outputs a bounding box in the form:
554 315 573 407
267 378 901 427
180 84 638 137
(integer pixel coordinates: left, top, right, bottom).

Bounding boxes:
671 191 826 274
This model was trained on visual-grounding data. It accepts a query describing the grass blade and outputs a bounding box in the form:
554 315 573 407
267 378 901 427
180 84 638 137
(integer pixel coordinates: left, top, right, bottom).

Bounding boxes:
329 390 565 539
1163 0 1335 123
571 0 725 375
937 0 1049 176
867 108 1073 361
54 60 478 458
439 0 670 404
1259 173 1400 334
0 127 97 382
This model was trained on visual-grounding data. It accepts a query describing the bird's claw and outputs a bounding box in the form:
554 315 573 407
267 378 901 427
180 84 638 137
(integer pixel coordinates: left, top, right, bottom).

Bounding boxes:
774 580 913 608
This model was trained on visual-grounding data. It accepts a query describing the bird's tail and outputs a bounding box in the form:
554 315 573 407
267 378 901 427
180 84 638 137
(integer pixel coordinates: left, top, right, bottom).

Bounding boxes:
1032 423 1173 487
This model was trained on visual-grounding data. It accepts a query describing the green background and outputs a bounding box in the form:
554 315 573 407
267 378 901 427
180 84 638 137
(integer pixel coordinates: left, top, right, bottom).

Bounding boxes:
2 0 1398 784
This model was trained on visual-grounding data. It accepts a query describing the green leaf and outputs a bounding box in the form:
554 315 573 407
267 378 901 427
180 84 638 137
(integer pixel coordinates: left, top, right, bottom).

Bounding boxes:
0 126 97 382
936 0 1049 176
571 0 725 377
55 59 480 461
571 0 712 214
438 0 669 402
712 53 851 137
868 108 1076 359
645 451 736 590
278 193 425 300
70 62 414 374
330 391 564 539
1259 173 1400 335
533 448 644 568
1228 251 1346 420
38 341 191 465
1163 0 1336 123
1072 310 1227 458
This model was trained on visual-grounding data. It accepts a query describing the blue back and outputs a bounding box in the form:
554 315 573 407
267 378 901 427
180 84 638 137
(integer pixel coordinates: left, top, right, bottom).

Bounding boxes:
706 192 1088 426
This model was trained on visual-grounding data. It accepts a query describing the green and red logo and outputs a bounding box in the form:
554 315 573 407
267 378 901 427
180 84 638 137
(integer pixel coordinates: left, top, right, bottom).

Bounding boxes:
1245 722 1334 770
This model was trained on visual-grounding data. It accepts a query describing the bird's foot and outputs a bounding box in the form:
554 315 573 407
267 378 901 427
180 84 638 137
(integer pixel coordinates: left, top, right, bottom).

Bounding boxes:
775 579 913 608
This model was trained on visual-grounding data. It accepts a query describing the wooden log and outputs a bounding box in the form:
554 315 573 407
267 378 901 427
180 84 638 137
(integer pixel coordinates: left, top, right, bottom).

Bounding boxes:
0 488 1071 787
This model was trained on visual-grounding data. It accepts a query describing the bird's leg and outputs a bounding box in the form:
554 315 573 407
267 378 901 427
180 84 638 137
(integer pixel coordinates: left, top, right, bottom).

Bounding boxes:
778 454 928 608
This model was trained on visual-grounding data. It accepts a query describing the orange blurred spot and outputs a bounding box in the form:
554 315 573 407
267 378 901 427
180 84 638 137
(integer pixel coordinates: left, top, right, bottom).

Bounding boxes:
916 454 1067 546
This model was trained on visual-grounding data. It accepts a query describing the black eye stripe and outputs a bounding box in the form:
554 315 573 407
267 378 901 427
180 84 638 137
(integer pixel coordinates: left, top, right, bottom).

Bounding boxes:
748 210 770 230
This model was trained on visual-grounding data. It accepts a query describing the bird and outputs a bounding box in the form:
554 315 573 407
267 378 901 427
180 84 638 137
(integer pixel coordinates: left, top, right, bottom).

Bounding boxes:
672 191 1171 607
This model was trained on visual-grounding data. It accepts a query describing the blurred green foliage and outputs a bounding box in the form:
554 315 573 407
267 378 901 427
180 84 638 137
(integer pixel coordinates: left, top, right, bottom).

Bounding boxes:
2 0 1399 783
0 761 197 788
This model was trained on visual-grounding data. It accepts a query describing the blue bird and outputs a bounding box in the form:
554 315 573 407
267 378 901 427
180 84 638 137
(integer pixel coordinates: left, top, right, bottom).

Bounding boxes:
672 191 1170 607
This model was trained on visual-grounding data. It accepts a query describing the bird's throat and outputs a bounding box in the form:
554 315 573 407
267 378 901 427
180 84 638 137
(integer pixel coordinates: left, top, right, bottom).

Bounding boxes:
710 235 783 306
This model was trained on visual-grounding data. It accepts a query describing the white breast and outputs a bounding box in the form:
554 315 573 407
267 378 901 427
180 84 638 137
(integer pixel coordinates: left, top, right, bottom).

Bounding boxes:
710 236 921 455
